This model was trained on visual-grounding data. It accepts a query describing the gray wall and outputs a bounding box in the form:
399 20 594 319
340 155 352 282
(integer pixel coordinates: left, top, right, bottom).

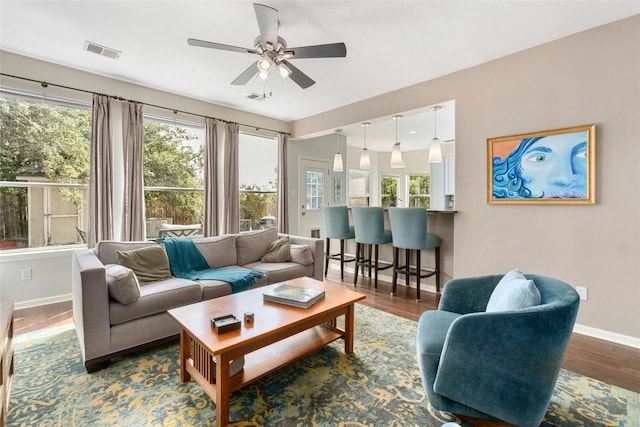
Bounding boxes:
292 16 640 342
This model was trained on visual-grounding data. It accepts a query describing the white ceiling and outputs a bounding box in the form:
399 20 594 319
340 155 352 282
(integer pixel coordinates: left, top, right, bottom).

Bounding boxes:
1 1 638 151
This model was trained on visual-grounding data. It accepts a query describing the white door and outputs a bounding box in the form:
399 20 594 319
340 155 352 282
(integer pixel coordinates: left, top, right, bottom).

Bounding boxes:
298 159 329 239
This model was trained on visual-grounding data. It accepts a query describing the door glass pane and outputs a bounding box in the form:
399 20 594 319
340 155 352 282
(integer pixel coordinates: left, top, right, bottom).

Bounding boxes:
306 169 325 209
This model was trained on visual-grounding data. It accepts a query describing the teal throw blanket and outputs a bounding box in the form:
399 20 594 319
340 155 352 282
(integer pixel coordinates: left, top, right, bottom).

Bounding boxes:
157 237 264 293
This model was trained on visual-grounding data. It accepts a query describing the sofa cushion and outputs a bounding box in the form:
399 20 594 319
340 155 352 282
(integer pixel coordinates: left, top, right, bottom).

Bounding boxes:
261 236 292 263
109 277 202 325
105 264 140 304
290 244 314 266
245 261 313 284
194 235 237 268
236 228 278 265
117 245 173 285
486 269 541 312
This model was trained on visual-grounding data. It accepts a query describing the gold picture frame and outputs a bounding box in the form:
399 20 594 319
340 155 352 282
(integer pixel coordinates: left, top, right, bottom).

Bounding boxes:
487 124 595 204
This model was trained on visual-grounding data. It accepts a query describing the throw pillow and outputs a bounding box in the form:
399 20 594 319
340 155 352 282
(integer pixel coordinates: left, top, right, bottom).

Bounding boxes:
117 245 172 285
261 236 292 263
105 264 140 304
486 269 541 312
236 228 278 265
290 244 314 266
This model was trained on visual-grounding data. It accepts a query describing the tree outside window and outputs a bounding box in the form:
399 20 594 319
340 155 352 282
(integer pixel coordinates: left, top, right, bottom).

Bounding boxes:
381 175 399 208
408 174 431 208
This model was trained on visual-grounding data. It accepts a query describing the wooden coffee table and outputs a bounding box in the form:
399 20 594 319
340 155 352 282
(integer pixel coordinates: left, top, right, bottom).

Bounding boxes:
167 277 366 427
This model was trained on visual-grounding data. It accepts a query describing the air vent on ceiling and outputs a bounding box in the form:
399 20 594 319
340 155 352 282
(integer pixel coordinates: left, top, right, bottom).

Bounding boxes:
83 41 121 59
246 93 266 102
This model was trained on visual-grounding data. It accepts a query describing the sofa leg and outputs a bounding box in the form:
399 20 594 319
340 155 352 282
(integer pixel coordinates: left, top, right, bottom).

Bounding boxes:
85 359 110 373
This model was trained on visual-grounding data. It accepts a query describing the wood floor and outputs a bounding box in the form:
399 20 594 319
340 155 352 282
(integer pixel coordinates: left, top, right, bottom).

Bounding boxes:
14 270 640 394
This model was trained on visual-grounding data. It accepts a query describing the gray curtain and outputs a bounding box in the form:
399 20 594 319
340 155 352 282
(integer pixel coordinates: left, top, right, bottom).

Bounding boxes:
277 133 289 233
121 101 145 241
204 118 219 236
223 122 240 234
87 94 114 247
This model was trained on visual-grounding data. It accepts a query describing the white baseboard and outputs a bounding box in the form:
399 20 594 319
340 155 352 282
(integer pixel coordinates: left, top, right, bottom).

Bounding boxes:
573 324 640 350
15 293 72 311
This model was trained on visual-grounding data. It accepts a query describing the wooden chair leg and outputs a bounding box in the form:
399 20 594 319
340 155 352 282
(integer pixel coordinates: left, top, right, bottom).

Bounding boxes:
405 249 411 289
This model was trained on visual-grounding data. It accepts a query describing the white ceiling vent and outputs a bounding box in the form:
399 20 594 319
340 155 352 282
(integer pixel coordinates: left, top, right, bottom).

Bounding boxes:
83 41 121 59
246 93 266 102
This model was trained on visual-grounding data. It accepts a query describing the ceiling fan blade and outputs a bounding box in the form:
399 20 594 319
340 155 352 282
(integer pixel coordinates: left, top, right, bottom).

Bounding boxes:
289 42 347 59
231 62 258 85
187 38 253 54
254 3 279 49
282 60 315 89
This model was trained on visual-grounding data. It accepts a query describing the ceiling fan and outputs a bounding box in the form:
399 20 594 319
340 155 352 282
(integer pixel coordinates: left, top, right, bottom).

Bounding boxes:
187 3 346 89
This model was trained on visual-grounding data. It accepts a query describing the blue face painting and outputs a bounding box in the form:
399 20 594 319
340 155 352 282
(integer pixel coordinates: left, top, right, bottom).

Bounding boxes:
492 131 588 199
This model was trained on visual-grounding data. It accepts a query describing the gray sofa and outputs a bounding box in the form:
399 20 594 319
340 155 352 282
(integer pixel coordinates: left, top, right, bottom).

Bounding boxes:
71 228 323 372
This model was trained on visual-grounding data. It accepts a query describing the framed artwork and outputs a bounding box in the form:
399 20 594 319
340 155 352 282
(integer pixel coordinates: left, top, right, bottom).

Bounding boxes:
487 124 595 204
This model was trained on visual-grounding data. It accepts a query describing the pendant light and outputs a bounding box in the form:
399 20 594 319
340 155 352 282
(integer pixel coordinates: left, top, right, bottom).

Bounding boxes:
333 129 344 172
390 115 405 168
359 122 370 170
429 106 443 163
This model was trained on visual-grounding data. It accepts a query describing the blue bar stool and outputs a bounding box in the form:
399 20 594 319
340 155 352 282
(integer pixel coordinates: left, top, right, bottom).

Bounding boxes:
352 207 393 289
323 206 356 280
388 207 441 301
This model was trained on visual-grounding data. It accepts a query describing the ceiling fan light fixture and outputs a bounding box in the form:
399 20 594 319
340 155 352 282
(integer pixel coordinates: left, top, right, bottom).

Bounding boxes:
283 50 294 59
278 62 292 79
258 57 272 71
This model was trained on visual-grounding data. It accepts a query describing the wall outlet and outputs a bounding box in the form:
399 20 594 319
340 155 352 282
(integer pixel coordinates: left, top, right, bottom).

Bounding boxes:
576 286 588 301
21 268 32 281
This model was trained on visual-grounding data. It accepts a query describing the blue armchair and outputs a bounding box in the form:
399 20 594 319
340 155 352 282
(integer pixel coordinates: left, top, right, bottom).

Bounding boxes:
416 274 580 427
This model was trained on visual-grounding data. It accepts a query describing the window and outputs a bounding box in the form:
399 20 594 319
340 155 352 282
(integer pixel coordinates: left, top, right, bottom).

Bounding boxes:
239 134 278 231
305 168 325 210
348 169 370 207
408 174 431 208
0 88 91 250
143 117 205 238
380 175 399 208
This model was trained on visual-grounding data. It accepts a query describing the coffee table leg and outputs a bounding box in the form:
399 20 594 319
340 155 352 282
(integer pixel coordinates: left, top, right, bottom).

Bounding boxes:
345 304 355 354
179 329 191 382
215 353 231 427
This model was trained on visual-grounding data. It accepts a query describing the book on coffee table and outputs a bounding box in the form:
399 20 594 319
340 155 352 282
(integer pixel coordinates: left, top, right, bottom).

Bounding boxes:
263 283 325 308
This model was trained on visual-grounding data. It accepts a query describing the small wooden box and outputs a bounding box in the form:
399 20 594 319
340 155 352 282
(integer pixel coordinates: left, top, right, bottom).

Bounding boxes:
211 315 241 334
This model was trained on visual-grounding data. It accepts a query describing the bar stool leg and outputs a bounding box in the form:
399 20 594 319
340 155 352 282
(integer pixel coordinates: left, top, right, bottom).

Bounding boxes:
416 249 421 301
324 237 330 277
435 246 441 294
374 244 379 289
340 239 346 280
353 242 361 286
391 247 399 296
405 249 411 291
367 244 372 278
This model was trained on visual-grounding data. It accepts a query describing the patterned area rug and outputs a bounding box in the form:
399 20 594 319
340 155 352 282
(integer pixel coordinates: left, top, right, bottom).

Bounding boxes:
9 305 639 426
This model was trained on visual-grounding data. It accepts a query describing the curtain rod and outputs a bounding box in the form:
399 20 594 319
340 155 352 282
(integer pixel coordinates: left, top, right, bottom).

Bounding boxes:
0 72 290 136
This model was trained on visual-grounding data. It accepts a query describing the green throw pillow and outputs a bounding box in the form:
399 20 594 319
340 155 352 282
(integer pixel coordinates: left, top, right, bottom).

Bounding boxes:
261 236 292 263
117 245 172 284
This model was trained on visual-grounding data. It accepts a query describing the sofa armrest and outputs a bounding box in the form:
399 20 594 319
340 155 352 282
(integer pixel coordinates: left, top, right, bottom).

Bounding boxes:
72 249 111 364
282 234 324 281
438 275 503 314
